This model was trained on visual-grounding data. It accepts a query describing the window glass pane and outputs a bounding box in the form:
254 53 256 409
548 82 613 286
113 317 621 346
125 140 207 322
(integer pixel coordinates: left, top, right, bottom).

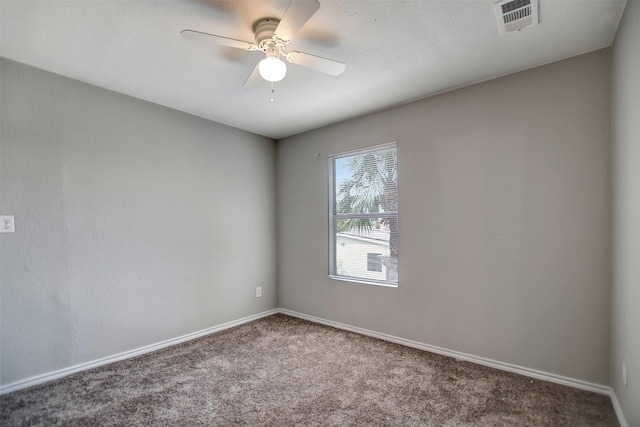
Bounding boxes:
335 149 398 215
329 143 398 286
335 220 390 281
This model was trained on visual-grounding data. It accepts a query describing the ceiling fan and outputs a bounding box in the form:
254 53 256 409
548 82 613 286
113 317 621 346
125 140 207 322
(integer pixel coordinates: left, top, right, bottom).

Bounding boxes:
181 0 346 88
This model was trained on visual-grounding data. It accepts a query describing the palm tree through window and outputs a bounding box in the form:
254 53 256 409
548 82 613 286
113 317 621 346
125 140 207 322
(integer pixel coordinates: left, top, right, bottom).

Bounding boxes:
328 142 398 286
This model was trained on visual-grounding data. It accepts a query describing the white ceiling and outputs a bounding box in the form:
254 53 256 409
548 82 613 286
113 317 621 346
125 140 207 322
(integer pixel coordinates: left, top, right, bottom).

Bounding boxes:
0 0 627 139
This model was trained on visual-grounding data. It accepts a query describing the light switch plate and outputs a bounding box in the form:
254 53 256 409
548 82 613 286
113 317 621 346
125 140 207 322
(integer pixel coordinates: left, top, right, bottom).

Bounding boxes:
0 215 15 233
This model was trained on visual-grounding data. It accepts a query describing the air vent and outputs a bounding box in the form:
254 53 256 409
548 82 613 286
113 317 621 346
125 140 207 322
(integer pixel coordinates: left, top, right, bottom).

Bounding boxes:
494 0 539 35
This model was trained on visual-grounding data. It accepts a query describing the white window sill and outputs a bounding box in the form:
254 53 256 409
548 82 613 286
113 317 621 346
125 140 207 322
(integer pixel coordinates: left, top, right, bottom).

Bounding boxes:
329 275 398 288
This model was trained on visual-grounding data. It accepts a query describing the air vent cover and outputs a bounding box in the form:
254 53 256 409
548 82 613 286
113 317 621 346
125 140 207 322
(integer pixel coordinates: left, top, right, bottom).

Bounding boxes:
494 0 539 35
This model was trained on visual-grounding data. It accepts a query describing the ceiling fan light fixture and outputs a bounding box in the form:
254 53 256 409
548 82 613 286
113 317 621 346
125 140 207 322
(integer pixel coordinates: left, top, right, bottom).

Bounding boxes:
259 56 287 82
182 0 345 88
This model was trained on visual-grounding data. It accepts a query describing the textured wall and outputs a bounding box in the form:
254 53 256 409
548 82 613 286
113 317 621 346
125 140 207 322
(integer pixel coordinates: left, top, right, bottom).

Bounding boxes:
277 50 612 385
0 59 277 386
611 1 640 424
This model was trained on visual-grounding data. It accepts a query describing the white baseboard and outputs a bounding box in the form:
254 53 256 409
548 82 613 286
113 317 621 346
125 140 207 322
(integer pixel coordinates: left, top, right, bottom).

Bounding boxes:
0 309 279 395
278 309 611 396
609 388 629 427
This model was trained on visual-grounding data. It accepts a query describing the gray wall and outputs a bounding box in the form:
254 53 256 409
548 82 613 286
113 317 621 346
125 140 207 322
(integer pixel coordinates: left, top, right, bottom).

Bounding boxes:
0 59 277 386
611 0 640 424
277 50 612 385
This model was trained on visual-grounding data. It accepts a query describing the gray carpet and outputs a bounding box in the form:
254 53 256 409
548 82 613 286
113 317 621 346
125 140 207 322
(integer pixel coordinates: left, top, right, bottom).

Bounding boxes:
1 314 618 426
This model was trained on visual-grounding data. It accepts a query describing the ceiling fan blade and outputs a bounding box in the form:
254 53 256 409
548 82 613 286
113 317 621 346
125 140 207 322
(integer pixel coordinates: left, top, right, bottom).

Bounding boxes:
286 51 346 76
243 63 262 89
181 29 258 51
274 0 320 43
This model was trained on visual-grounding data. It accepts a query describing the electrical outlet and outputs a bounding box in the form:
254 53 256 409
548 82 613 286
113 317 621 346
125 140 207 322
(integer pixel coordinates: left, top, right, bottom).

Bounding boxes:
623 361 628 387
255 287 262 298
0 216 15 233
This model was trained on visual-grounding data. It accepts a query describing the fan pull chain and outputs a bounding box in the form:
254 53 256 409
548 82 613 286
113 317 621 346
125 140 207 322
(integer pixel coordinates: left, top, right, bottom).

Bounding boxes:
271 82 275 102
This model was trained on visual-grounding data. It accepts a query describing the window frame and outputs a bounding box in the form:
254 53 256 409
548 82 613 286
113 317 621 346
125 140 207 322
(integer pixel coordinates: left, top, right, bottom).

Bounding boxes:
328 142 398 287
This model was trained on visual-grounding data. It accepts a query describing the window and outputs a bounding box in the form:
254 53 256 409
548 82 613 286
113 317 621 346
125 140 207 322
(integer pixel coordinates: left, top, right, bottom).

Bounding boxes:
328 142 398 287
367 253 383 272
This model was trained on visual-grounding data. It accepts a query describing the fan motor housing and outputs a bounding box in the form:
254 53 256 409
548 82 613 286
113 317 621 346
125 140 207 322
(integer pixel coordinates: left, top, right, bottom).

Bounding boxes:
254 19 279 48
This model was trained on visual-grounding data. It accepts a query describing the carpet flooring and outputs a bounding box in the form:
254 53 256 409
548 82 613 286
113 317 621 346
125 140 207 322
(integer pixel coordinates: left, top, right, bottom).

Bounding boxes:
1 314 618 426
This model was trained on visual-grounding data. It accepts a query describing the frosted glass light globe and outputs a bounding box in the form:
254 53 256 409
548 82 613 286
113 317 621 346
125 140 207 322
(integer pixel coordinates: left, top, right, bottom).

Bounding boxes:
259 56 287 82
